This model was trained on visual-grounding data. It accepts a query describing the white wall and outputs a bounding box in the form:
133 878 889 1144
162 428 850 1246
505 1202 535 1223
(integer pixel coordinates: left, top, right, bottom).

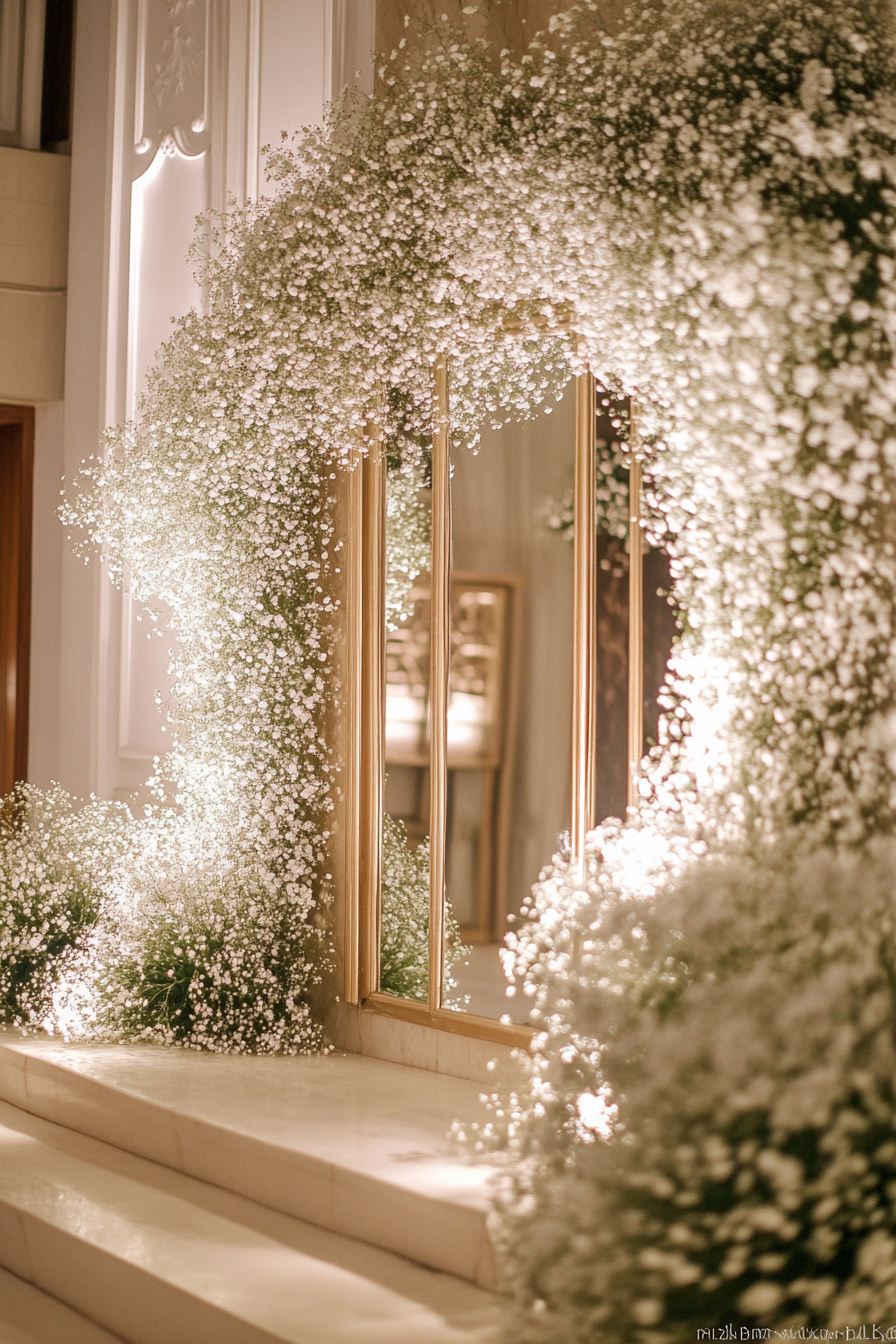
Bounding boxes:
37 0 374 800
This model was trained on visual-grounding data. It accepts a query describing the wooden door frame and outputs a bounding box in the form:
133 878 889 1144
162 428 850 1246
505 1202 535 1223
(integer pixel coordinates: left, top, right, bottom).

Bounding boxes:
0 404 35 793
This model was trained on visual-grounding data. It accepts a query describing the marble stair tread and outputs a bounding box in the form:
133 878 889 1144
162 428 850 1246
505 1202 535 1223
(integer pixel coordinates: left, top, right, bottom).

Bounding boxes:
0 1034 500 1289
0 1266 126 1344
0 1098 503 1344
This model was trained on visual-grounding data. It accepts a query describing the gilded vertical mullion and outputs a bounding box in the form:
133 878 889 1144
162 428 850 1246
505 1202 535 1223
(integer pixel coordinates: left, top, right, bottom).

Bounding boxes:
627 408 644 816
428 359 450 1011
342 454 363 1003
571 371 598 860
359 431 385 1002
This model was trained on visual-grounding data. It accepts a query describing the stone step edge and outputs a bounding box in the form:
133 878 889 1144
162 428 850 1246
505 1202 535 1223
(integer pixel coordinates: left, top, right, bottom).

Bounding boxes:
0 1171 287 1344
0 1101 503 1344
0 1265 127 1344
0 1040 498 1291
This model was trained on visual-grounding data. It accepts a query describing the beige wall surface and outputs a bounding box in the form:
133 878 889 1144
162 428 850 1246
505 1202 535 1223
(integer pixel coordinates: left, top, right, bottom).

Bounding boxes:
0 146 70 290
375 0 629 64
0 287 66 404
0 145 70 403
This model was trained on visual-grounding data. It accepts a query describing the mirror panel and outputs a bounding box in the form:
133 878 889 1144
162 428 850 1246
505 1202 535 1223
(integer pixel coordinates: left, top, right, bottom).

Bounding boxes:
593 395 677 825
378 457 432 1002
443 391 576 1021
365 375 677 1030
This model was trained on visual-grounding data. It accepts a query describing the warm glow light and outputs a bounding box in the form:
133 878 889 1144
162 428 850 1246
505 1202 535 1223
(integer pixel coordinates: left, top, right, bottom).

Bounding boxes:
576 1090 618 1140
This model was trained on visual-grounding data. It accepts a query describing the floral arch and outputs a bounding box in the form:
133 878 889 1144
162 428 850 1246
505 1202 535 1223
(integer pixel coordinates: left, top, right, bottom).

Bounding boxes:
0 0 892 1333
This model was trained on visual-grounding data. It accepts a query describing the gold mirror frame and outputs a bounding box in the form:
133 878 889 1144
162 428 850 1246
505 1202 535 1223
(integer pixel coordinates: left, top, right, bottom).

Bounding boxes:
343 362 644 1047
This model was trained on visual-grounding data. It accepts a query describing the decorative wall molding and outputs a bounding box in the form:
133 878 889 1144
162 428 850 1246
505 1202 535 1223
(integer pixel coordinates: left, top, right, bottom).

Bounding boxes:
60 0 374 788
105 0 375 773
133 0 210 164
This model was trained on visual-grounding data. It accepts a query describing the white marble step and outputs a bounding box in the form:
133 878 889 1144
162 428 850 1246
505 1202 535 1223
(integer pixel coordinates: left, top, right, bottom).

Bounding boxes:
0 1034 500 1290
0 1266 124 1344
0 1097 503 1344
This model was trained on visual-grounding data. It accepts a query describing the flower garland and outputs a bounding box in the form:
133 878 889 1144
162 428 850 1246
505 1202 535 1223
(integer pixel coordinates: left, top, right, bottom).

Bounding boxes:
451 0 896 1336
60 22 573 1050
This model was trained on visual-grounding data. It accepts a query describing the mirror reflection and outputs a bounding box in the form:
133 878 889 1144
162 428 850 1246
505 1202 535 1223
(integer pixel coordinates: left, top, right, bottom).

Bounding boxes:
375 380 678 1024
445 394 576 1022
378 454 432 1003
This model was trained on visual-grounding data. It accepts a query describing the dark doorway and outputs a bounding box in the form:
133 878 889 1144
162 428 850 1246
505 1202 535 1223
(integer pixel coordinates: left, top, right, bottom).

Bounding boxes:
41 0 76 152
0 407 34 796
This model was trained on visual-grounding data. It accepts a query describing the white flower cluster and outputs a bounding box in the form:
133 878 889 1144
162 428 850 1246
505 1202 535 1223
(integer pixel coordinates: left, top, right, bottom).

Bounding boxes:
379 813 468 1005
0 785 134 1032
94 844 325 1055
492 839 896 1342
385 457 431 631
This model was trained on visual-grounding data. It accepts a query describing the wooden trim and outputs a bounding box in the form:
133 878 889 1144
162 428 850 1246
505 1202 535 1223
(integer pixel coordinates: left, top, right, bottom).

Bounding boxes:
342 454 364 1003
429 358 450 1010
571 372 597 858
627 413 644 815
364 991 533 1049
0 404 34 795
358 434 386 1002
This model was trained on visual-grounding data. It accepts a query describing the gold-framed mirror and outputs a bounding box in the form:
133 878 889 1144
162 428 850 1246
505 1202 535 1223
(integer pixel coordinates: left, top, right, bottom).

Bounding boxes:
346 361 676 1045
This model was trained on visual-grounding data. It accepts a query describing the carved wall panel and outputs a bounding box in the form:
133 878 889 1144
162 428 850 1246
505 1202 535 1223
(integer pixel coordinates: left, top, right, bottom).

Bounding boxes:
133 0 210 162
102 0 374 782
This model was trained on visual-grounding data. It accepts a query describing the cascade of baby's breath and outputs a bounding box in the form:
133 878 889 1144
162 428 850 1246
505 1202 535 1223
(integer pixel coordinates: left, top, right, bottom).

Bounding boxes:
31 5 896 1317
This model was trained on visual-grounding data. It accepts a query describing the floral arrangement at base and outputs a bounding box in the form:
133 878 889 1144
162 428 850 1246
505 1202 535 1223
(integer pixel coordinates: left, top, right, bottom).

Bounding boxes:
0 783 328 1054
94 855 326 1055
0 784 134 1032
490 838 896 1342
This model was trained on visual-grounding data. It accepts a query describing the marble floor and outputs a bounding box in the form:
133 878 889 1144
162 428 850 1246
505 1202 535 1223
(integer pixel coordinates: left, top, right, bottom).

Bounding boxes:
0 1033 498 1286
0 1098 502 1344
0 1033 507 1343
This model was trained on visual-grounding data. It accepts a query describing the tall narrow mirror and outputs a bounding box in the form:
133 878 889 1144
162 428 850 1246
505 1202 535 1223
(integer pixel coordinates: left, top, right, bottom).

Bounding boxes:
443 389 576 1021
591 393 677 825
378 449 432 1002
